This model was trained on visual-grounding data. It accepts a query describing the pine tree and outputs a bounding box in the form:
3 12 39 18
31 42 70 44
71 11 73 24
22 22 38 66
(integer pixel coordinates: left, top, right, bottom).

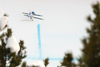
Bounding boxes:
0 28 26 67
21 62 27 67
77 57 83 67
61 53 73 67
43 57 49 67
81 2 100 67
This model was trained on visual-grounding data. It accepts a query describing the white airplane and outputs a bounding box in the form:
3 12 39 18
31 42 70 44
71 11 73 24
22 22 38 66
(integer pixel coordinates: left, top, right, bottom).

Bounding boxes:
23 11 43 21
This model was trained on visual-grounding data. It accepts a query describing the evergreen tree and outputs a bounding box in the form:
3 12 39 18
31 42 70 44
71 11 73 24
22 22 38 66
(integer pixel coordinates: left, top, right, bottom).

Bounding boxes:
43 57 49 67
81 2 100 67
21 62 27 67
77 57 83 67
61 53 73 67
72 63 77 67
0 28 26 67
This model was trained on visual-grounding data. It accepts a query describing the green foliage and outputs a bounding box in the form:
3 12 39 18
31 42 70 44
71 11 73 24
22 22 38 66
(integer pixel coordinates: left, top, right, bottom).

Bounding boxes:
61 53 73 67
0 28 26 67
77 57 83 67
72 63 77 67
3 13 8 17
21 62 27 67
81 2 100 67
32 65 40 67
43 57 49 67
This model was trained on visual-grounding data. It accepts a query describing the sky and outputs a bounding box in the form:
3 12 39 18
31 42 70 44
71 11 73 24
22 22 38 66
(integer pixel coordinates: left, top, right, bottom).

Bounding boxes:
0 0 99 67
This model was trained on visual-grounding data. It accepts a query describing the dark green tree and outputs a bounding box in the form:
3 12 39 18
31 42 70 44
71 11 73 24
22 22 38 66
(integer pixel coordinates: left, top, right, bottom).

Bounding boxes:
0 28 26 67
61 53 73 67
81 2 100 67
21 61 40 67
72 63 77 67
43 57 49 67
21 62 27 67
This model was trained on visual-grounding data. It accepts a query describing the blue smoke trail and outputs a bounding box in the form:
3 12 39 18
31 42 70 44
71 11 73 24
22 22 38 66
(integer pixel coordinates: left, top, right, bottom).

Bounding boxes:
26 57 78 62
36 24 78 62
37 24 42 59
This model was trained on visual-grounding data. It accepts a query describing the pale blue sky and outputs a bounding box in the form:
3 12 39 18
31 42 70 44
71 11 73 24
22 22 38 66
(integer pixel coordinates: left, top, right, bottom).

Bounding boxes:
0 0 99 67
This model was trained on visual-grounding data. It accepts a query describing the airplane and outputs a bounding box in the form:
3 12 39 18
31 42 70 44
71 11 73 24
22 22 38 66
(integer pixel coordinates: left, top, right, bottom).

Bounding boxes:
23 11 43 21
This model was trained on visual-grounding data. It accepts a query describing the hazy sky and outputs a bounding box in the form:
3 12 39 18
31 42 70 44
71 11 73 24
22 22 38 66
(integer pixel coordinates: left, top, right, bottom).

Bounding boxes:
0 0 99 67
